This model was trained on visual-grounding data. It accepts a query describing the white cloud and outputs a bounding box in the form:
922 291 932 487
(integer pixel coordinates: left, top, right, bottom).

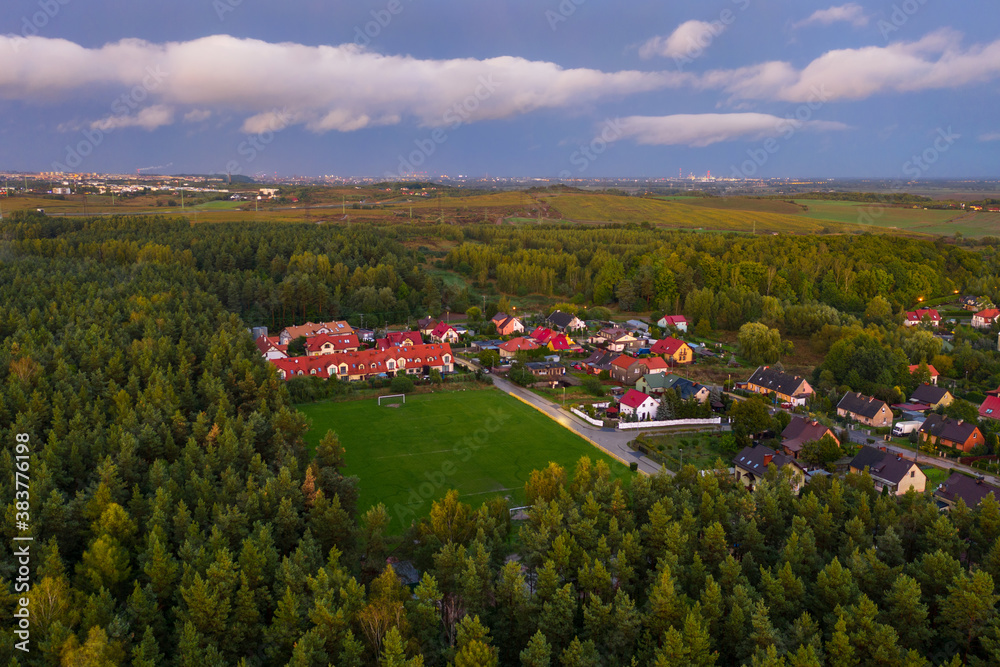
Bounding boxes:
639 20 725 60
979 132 1000 142
0 35 691 133
699 29 1000 102
183 109 212 123
91 105 175 131
611 113 849 147
793 4 870 30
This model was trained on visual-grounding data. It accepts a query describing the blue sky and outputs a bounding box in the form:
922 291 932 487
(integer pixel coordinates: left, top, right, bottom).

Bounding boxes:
1 0 998 178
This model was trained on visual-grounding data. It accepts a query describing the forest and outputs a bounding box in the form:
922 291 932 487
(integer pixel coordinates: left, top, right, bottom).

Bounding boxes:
3 212 1000 665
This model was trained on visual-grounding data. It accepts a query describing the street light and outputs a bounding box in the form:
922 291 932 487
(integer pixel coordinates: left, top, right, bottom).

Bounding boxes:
679 448 683 469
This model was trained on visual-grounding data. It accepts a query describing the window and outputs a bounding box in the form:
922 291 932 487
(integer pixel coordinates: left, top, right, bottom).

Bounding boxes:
911 470 915 477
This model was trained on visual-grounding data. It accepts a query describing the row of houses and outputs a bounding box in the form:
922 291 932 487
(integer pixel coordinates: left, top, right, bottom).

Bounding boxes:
270 343 454 381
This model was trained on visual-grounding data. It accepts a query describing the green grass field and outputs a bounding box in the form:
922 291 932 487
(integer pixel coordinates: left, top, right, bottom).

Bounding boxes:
298 389 629 531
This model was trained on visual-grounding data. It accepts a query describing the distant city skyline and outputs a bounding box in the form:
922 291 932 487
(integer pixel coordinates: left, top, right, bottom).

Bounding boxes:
2 1 999 178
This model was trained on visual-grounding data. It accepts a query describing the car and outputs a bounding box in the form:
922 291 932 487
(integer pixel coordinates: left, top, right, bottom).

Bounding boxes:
572 363 584 370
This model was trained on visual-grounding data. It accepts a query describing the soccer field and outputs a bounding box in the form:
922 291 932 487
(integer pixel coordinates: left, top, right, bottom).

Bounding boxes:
298 388 629 531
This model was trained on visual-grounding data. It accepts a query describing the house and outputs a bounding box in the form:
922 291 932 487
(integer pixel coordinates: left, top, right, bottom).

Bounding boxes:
903 309 941 327
498 337 540 359
918 414 983 452
279 320 354 345
430 322 460 344
582 350 618 374
529 327 556 345
908 364 940 385
849 446 925 495
618 389 659 421
745 366 814 406
376 331 423 350
980 395 1000 421
972 308 1000 329
637 373 710 403
255 335 288 360
491 312 525 336
650 337 694 364
417 318 438 337
304 333 360 356
355 328 376 343
934 472 1000 510
657 315 689 332
610 356 671 385
547 310 585 331
781 416 840 459
271 343 454 382
598 328 638 353
733 445 807 493
909 384 953 409
547 333 577 353
525 361 566 380
837 392 892 427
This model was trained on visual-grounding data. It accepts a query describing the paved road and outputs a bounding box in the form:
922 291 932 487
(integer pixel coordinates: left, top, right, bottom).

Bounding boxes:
487 374 669 476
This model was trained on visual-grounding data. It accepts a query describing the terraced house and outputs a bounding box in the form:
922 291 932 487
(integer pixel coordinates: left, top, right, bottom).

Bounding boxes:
271 343 453 381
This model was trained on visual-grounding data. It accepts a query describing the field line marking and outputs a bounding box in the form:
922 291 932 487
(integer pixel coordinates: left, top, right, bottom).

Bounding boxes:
373 448 458 459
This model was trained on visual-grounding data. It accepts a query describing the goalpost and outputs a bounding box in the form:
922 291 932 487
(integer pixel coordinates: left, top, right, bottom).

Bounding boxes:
378 394 406 406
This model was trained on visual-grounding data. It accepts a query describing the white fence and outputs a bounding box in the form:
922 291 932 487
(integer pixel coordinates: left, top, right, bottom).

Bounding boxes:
617 417 722 430
570 408 604 427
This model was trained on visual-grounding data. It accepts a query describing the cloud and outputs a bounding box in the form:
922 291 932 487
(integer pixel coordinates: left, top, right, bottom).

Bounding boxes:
980 132 1000 142
611 113 849 147
639 20 725 60
792 4 870 30
0 35 692 133
698 29 1000 102
183 109 212 123
91 105 175 131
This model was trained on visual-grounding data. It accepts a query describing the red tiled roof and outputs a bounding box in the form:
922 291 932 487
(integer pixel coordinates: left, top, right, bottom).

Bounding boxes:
660 315 687 326
611 355 637 370
652 337 688 356
620 389 653 409
498 337 539 353
905 309 940 322
431 322 457 338
548 334 572 350
642 357 670 372
255 335 287 355
270 343 452 380
976 308 1000 320
530 327 555 344
908 364 939 377
980 395 1000 420
304 333 359 352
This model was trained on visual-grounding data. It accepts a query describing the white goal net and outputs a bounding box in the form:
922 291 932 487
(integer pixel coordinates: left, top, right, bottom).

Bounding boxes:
377 394 406 406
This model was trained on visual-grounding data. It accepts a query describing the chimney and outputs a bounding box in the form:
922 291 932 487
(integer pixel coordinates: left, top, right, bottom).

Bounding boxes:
763 454 773 465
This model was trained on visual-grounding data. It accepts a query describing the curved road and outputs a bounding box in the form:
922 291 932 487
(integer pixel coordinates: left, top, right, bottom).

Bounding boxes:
487 374 669 476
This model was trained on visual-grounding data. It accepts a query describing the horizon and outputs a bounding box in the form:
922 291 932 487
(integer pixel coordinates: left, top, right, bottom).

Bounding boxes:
2 1 999 178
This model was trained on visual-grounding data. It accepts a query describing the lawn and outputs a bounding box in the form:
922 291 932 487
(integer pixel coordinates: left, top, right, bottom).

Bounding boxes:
297 388 629 531
638 432 732 471
922 465 950 489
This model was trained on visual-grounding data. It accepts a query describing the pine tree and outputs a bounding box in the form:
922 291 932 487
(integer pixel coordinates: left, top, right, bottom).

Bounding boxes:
520 630 553 667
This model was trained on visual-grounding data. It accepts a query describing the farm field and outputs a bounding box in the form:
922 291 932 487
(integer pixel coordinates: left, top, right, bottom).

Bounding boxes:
655 196 807 216
297 388 629 531
794 199 962 231
539 192 855 234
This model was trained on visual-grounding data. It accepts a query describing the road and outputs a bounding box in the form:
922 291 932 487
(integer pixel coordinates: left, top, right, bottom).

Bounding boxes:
487 374 669 476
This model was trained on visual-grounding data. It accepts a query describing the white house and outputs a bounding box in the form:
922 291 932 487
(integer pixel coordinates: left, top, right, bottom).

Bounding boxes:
657 315 688 332
619 389 659 421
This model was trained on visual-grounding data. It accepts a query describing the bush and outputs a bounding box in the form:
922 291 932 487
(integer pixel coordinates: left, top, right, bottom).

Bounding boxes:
390 375 415 394
582 376 606 397
630 461 639 472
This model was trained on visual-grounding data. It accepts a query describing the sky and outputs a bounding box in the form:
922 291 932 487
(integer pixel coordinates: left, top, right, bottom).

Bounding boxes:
1 0 998 179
